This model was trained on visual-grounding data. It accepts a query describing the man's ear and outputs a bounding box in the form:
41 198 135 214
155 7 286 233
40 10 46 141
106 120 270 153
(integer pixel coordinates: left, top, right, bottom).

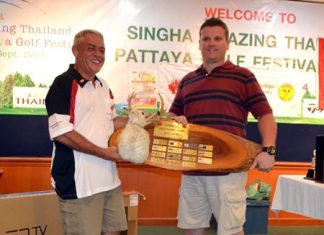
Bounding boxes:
72 45 78 57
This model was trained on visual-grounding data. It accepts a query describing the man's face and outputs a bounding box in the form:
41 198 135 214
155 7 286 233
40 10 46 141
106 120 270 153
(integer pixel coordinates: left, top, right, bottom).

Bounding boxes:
73 34 105 79
199 26 229 64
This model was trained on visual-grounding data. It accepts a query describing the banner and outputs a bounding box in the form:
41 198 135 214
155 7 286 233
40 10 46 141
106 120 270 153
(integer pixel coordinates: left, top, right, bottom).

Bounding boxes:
319 38 324 109
0 0 324 124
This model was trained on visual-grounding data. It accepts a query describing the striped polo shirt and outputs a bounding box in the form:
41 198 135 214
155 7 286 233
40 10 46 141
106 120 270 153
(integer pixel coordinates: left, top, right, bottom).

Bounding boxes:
169 60 272 138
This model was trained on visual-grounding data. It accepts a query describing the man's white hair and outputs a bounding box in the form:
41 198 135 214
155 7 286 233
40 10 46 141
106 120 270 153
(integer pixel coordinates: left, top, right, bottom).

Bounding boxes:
73 29 103 46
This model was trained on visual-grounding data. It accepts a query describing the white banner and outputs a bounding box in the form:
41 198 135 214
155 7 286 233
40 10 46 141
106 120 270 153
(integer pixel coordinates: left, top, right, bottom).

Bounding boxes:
0 0 323 123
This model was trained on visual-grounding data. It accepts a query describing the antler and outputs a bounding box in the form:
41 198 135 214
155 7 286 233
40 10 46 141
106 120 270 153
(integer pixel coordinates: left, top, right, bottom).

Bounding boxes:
127 91 136 110
144 93 167 125
126 91 167 126
157 93 167 117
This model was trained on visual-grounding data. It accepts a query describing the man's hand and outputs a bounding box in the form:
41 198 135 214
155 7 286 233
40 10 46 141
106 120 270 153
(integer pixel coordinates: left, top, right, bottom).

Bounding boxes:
102 146 122 161
170 115 188 126
54 130 123 162
250 152 275 172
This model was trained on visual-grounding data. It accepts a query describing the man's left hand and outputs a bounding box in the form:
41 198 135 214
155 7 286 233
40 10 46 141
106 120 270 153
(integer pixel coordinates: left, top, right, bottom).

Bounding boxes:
250 152 275 172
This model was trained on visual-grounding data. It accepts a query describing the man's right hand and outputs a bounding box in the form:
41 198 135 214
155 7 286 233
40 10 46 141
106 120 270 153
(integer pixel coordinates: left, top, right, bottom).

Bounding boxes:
103 146 122 161
54 131 123 162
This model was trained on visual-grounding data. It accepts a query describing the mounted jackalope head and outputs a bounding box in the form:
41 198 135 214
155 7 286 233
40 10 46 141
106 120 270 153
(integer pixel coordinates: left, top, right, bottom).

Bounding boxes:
116 92 167 164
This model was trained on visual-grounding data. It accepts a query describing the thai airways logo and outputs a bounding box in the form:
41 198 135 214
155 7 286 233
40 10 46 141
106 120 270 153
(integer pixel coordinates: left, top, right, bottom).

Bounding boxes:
0 0 30 9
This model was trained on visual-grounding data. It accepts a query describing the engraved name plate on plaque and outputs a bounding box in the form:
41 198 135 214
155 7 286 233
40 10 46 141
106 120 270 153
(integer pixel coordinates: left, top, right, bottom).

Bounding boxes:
144 119 262 172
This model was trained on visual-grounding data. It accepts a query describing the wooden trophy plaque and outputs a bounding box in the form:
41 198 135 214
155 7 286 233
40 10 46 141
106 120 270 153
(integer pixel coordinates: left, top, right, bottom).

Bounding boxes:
109 119 262 172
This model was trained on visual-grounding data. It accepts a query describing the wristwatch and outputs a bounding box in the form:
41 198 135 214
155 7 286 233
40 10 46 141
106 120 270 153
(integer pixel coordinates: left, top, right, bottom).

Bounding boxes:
262 146 276 156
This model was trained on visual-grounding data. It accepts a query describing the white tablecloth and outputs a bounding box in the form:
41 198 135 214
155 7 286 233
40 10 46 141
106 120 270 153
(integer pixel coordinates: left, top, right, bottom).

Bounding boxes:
271 175 324 220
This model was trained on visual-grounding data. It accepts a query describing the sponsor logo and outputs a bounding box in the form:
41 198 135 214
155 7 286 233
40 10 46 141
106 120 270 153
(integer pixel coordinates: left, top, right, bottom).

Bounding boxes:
13 87 48 108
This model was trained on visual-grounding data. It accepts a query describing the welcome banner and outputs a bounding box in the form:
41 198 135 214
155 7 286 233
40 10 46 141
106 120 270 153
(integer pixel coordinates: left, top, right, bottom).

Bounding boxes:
0 0 323 124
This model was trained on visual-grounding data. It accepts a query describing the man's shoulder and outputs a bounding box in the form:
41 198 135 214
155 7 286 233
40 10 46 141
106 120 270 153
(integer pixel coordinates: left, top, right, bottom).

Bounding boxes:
96 76 108 86
52 70 74 86
225 61 253 77
51 64 79 85
182 67 204 81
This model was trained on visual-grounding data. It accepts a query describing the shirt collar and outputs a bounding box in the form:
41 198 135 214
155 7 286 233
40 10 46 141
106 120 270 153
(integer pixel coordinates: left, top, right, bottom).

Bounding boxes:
67 64 102 88
196 60 235 74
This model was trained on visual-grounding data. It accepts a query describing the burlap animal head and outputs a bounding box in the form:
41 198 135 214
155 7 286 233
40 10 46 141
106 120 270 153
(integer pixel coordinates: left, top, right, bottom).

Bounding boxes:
127 109 146 127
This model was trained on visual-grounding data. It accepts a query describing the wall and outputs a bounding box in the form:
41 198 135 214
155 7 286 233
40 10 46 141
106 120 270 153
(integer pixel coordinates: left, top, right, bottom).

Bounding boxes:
0 115 322 162
1 157 324 226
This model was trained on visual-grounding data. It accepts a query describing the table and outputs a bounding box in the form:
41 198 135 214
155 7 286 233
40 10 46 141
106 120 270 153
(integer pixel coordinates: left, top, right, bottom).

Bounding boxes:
271 175 324 220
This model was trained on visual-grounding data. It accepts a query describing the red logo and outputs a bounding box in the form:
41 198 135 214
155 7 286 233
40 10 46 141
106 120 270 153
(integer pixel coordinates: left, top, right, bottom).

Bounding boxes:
168 79 180 94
